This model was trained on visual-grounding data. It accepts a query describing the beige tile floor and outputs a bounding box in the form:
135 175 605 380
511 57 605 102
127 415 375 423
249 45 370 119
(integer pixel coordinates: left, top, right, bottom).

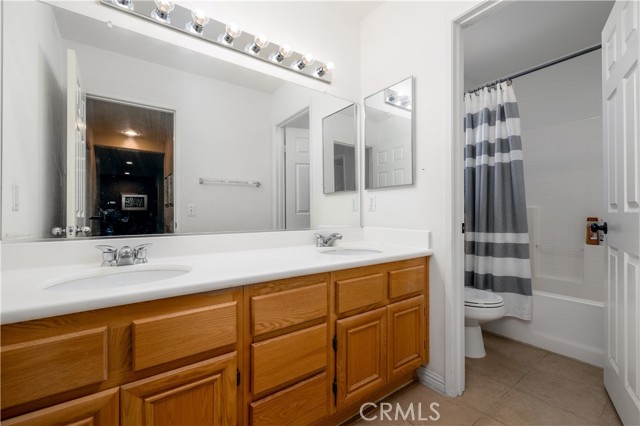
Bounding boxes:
349 332 623 426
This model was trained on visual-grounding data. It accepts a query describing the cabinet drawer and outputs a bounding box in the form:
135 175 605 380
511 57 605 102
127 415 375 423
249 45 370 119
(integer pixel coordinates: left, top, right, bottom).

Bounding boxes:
252 324 327 395
250 373 327 426
1 327 108 410
388 265 425 300
252 282 327 336
132 301 236 371
336 273 385 314
3 388 119 426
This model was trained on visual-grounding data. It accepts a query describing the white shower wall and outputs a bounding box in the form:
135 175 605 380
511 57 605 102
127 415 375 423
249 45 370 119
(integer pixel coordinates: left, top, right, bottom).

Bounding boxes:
484 50 606 366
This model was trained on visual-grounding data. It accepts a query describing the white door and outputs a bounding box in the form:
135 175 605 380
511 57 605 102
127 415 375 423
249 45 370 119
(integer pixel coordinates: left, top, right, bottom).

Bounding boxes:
601 1 640 424
65 49 87 238
285 127 310 230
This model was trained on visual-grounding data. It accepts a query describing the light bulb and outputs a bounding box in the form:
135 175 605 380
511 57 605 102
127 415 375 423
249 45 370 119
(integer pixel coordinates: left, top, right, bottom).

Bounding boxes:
220 22 242 44
113 0 133 10
316 62 334 77
246 34 269 54
123 129 139 137
189 9 209 33
293 53 314 70
152 0 174 22
271 45 292 63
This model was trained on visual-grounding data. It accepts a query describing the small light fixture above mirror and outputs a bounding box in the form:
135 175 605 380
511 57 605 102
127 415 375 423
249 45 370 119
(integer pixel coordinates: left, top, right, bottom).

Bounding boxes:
293 53 314 70
151 0 174 23
246 34 269 55
219 22 242 45
188 9 209 34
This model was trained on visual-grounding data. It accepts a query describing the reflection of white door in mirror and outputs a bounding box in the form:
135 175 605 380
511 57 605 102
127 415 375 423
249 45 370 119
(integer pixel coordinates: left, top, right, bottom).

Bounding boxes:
65 49 87 238
285 127 310 230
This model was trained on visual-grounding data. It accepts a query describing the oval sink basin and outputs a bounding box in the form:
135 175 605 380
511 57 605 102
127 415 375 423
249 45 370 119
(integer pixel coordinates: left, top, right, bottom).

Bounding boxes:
320 248 382 256
44 265 192 291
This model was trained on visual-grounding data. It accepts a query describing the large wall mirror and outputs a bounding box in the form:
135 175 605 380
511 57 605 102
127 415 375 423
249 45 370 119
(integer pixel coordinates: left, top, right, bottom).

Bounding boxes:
322 105 357 194
364 77 414 189
1 1 360 241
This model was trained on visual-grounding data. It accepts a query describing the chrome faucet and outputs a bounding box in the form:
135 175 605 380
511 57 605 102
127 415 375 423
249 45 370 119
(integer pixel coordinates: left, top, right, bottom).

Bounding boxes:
314 232 343 247
96 243 152 266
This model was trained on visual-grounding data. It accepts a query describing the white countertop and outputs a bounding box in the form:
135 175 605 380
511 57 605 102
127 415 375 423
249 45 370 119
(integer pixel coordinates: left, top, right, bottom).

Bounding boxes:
1 242 432 324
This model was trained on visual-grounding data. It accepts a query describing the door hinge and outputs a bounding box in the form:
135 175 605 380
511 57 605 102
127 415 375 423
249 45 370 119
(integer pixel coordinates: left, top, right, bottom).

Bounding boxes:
332 335 338 352
236 369 241 386
332 379 337 396
461 223 465 234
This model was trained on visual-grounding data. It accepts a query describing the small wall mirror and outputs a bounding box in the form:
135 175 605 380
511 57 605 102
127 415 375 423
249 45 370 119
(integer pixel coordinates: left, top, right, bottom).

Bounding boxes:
364 77 414 189
322 104 357 194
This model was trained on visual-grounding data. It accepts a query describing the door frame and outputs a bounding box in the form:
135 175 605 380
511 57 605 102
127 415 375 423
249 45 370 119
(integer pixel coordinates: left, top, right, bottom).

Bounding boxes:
446 0 512 397
273 108 310 230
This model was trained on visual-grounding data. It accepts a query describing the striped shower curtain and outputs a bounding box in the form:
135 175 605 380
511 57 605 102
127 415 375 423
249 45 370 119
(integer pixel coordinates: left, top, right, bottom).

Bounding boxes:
464 82 532 320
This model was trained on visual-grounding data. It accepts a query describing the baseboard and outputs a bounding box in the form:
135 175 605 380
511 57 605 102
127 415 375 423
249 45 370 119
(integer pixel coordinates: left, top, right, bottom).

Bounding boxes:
417 366 446 394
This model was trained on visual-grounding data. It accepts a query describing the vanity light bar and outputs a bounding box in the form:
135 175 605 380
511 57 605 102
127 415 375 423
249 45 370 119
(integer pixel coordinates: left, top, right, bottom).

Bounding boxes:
101 0 333 83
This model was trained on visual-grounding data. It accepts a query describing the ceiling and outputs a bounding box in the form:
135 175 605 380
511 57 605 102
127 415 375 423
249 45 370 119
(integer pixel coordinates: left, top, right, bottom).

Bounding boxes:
464 1 614 88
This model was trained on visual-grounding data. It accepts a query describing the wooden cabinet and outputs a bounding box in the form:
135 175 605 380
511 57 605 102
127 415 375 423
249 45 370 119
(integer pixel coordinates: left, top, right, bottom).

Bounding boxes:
336 307 386 408
1 289 240 423
333 257 429 419
121 353 237 426
245 274 330 425
1 256 429 426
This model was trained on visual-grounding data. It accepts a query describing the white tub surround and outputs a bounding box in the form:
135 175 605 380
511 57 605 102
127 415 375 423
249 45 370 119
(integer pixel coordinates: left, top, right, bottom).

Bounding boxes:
1 229 432 324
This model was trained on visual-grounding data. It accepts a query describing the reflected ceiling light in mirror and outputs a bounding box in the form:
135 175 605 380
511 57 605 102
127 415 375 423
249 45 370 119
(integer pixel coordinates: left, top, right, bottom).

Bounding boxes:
316 62 334 77
124 172 131 175
293 53 314 70
219 22 242 45
246 34 269 55
101 0 333 82
125 161 133 165
152 0 174 23
188 9 209 34
384 89 412 111
123 129 139 137
270 45 293 63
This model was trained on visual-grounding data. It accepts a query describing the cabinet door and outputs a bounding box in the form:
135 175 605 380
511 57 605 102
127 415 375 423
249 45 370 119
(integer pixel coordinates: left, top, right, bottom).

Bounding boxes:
121 352 236 426
336 307 386 408
3 388 118 426
387 296 426 380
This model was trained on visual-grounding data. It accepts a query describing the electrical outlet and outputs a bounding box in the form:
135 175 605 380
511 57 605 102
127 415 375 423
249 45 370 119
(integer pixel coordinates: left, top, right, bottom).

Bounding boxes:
187 203 196 217
368 195 376 211
352 197 358 212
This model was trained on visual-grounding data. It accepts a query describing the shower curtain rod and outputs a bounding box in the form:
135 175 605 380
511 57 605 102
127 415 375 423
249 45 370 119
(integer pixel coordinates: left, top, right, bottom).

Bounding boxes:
467 44 602 94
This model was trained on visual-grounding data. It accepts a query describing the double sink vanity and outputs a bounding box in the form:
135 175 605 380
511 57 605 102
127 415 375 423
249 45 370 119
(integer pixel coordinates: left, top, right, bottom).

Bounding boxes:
1 238 432 425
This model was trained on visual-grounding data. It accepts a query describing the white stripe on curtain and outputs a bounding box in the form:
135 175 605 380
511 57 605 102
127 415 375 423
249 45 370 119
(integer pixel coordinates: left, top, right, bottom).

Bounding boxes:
465 255 532 277
465 150 524 167
465 232 530 244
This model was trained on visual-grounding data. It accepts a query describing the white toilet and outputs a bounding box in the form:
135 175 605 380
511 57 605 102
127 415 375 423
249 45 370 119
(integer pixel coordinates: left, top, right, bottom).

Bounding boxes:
464 287 506 358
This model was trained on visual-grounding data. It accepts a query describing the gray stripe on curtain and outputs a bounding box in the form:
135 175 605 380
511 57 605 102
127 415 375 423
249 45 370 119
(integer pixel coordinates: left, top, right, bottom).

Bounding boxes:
464 136 523 159
463 102 520 128
464 161 529 233
465 241 530 259
464 272 533 296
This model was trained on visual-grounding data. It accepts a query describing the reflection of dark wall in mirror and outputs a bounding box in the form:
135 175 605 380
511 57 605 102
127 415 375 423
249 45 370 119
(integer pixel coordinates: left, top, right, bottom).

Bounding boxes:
99 176 160 236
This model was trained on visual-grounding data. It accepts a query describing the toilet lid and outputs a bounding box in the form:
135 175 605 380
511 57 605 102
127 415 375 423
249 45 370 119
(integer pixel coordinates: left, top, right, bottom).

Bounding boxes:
464 287 504 308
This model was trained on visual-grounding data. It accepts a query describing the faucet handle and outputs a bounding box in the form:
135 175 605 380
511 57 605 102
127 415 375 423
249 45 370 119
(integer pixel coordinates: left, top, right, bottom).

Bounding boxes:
133 243 152 264
314 233 326 247
95 245 117 267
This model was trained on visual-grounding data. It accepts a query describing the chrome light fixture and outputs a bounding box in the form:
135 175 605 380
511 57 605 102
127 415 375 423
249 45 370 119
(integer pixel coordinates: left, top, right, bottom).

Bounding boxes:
100 0 333 83
316 62 334 77
270 45 293 63
246 34 269 55
219 22 242 45
152 0 174 23
292 53 314 70
188 9 209 34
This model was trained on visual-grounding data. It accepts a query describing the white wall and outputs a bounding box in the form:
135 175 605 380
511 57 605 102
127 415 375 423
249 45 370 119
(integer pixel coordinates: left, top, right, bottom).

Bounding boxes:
1 1 66 239
360 1 479 388
483 50 605 366
67 42 274 233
